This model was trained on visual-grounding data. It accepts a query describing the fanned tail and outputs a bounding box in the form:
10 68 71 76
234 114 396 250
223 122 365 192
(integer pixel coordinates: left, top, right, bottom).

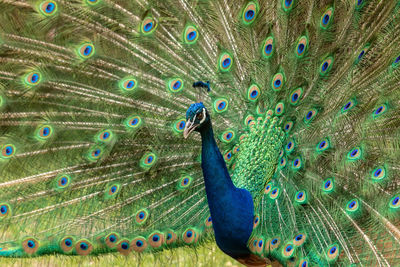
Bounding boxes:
0 1 399 266
246 0 400 266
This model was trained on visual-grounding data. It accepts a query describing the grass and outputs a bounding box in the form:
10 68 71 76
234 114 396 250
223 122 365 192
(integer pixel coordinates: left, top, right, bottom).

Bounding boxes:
0 243 244 267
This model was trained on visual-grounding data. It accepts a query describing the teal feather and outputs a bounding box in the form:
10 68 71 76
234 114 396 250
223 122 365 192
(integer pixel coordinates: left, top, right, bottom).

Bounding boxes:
0 0 399 266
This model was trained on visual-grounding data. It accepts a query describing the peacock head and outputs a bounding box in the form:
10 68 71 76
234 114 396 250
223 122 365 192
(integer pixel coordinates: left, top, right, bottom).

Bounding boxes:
184 102 210 138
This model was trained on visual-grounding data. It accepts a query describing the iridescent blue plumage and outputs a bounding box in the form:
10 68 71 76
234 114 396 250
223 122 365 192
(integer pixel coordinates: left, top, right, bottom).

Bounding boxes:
184 103 256 261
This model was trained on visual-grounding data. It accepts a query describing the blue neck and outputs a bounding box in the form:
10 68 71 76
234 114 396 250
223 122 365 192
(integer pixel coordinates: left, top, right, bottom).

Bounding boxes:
199 121 254 259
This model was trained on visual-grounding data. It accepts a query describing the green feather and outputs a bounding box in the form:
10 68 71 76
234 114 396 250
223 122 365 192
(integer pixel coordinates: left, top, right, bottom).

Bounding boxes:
0 1 399 266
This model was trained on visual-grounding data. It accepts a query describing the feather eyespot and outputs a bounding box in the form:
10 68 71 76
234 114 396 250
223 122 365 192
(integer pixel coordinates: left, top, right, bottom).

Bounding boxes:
242 2 259 25
291 157 302 170
125 115 142 129
389 195 400 209
218 52 233 72
264 183 272 194
347 147 362 161
120 241 129 249
221 130 235 143
293 233 307 246
135 209 149 225
55 174 71 190
320 8 334 29
371 166 386 181
319 56 333 75
304 109 317 123
214 98 229 113
244 115 255 127
249 238 258 253
182 178 189 186
60 237 74 252
24 72 42 86
271 73 284 91
322 178 334 193
97 130 113 142
22 238 39 254
224 151 233 162
35 125 53 140
326 244 339 262
166 231 177 244
172 118 186 134
256 239 264 254
1 144 16 159
270 187 280 199
119 77 138 92
140 152 157 168
295 36 308 58
270 237 280 250
177 175 192 190
76 240 91 254
247 84 260 102
39 1 57 16
0 203 11 219
316 138 330 153
253 214 260 228
282 243 295 258
77 42 95 59
262 36 274 59
341 99 356 113
346 199 360 213
283 121 293 133
132 237 148 252
279 156 287 168
275 102 285 116
295 191 307 204
282 0 294 12
117 239 131 255
285 139 295 154
148 232 164 248
205 216 212 227
299 259 309 267
182 228 197 244
289 88 303 105
105 233 120 248
104 183 120 199
141 17 157 35
372 104 387 119
87 146 103 161
183 25 199 44
167 78 184 93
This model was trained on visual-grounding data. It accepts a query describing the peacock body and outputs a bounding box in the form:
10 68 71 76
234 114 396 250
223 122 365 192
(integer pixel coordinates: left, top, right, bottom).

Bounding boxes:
0 0 399 266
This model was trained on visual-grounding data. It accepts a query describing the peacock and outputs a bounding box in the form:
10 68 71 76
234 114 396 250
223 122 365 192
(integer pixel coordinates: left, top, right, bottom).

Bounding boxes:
0 0 399 266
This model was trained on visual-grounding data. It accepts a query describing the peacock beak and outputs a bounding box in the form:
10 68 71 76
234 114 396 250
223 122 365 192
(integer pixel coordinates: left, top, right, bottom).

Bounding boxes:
183 119 198 139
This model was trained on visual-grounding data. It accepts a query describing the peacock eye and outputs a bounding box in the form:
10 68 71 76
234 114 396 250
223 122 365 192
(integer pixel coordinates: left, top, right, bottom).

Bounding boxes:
196 112 204 121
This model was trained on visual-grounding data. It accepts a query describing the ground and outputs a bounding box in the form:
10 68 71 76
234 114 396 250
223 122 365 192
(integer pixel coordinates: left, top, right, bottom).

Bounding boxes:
0 243 256 267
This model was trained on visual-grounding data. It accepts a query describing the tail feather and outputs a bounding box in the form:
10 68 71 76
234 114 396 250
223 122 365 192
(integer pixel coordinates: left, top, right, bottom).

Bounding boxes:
0 0 399 266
